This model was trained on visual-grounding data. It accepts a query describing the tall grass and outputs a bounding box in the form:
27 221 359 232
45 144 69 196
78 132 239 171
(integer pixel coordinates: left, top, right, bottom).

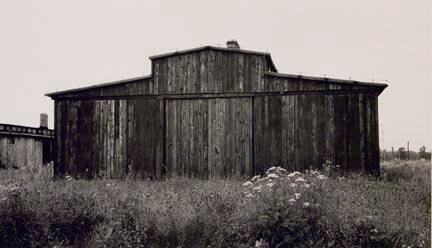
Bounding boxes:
0 161 430 247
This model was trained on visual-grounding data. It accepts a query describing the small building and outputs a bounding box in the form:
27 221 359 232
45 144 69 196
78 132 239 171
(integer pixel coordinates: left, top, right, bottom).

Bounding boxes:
46 41 387 179
0 114 54 169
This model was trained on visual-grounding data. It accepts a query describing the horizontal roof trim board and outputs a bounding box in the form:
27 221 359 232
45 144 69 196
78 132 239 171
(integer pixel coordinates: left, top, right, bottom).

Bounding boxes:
264 72 388 88
45 75 152 97
149 46 278 72
49 89 380 101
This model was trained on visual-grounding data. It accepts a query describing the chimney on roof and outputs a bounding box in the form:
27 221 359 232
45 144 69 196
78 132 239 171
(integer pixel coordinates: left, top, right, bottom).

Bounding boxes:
226 39 240 49
40 113 48 129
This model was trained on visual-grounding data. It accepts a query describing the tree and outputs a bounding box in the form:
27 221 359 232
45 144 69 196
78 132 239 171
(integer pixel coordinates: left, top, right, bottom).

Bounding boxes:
419 146 426 159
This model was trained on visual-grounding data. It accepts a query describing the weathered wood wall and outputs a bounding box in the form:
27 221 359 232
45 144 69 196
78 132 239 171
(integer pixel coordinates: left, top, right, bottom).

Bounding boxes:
152 50 271 94
55 99 163 179
165 97 253 178
253 92 380 175
50 46 384 178
0 136 44 169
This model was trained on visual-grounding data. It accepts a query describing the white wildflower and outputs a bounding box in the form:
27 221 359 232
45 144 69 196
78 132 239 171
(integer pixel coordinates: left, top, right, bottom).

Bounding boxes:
370 229 378 233
295 177 305 183
243 181 252 186
289 183 297 187
65 175 73 181
288 198 296 203
266 182 274 187
317 175 327 180
245 193 253 198
287 172 296 177
267 173 279 179
251 175 261 181
293 171 301 175
303 183 311 188
253 185 262 191
106 183 112 187
303 202 310 207
295 193 301 199
311 170 319 175
254 238 267 248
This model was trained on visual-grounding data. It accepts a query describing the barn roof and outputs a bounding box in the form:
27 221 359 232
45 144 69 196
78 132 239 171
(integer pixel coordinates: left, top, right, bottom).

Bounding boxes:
46 45 388 97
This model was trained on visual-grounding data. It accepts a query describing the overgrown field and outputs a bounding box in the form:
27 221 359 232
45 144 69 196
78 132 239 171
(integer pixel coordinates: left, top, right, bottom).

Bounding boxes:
0 161 430 247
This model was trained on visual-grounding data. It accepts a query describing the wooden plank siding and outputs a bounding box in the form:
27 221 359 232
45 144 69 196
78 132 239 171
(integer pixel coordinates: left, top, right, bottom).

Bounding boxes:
48 46 385 178
152 50 270 95
165 98 253 178
55 99 163 179
0 136 44 169
252 92 379 174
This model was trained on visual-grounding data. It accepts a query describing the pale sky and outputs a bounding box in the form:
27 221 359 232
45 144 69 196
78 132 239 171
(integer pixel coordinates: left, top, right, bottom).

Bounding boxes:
0 0 430 151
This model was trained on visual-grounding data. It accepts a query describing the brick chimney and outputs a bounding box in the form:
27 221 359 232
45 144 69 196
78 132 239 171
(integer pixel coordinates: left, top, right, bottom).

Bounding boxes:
226 39 240 49
40 113 48 129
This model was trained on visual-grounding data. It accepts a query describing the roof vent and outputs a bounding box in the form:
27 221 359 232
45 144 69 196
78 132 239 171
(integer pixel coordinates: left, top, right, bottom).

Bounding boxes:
226 40 240 49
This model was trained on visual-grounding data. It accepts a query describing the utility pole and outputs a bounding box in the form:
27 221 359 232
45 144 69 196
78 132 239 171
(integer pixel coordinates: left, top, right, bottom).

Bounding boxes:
407 141 410 160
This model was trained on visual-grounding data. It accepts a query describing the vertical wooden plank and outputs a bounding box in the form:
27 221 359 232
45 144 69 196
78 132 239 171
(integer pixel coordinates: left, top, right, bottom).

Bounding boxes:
196 99 203 177
286 95 296 171
244 55 252 92
251 56 258 92
268 96 282 167
372 94 380 174
155 99 164 179
238 98 244 176
333 94 343 169
208 98 214 177
69 101 78 177
365 94 372 173
223 98 231 176
311 95 318 169
246 98 253 176
178 99 184 175
328 94 336 165
253 97 261 174
295 95 301 170
238 54 244 92
202 99 209 179
90 101 98 178
187 99 193 177
263 96 270 172
358 93 365 171
219 98 226 177
165 100 172 177
208 50 216 93
316 95 326 169
304 95 312 170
